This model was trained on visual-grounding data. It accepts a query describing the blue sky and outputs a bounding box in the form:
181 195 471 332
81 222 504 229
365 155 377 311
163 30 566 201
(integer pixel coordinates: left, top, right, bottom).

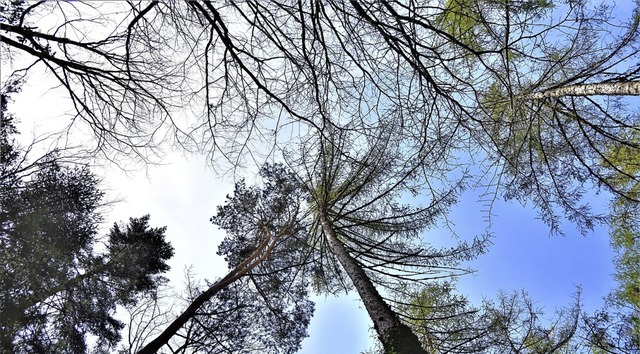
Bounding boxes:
453 195 615 313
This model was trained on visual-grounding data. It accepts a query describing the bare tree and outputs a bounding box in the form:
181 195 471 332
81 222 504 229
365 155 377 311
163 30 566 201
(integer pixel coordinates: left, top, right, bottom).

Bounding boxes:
1 1 180 163
3 1 638 198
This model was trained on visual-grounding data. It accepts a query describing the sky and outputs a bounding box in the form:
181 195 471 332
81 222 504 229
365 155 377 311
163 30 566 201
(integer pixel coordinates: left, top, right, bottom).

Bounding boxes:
3 1 632 353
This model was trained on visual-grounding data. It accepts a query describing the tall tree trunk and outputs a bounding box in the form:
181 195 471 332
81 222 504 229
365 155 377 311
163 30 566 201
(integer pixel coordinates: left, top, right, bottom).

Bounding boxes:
319 212 428 354
528 81 640 98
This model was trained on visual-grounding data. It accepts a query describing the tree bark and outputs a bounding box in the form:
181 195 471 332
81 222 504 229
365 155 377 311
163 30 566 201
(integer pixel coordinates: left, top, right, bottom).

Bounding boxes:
528 81 640 99
319 212 428 354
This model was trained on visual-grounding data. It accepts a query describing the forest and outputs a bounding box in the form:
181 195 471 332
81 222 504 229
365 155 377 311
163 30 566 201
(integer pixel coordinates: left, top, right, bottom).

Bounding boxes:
1 0 639 353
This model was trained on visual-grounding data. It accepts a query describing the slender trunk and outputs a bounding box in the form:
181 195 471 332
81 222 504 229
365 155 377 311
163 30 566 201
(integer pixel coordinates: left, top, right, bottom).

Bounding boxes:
528 81 640 99
136 277 231 354
319 212 428 354
137 227 286 354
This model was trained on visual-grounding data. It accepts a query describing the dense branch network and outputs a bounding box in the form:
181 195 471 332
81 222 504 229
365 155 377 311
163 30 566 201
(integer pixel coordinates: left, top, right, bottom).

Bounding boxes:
2 1 640 352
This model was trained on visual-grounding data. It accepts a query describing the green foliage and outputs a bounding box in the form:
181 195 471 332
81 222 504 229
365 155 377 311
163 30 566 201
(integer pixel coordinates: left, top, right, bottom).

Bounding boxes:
396 284 584 353
0 93 173 353
213 163 309 269
107 215 174 304
477 0 640 343
0 163 108 353
436 0 554 51
397 281 640 353
208 164 314 353
602 130 640 346
398 282 480 353
479 81 599 235
438 0 479 49
604 131 640 198
481 83 546 168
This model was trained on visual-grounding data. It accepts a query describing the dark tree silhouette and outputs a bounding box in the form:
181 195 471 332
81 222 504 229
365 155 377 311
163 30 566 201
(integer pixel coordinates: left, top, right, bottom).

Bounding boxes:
0 87 173 353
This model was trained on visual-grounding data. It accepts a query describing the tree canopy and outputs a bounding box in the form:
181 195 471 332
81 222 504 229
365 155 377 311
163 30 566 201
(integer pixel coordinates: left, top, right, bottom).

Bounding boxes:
135 164 314 354
2 0 638 230
1 0 639 353
0 86 174 353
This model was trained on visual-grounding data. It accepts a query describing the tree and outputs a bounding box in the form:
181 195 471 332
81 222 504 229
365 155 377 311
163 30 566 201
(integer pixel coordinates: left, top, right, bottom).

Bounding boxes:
3 0 637 226
599 128 640 348
3 0 640 351
0 169 174 352
1 79 310 353
0 2 620 154
473 0 640 233
128 271 313 354
467 0 640 345
582 295 640 353
135 136 485 354
394 285 584 354
3 0 638 219
394 281 493 353
0 88 174 353
283 118 488 354
136 164 314 354
1 0 177 163
393 281 640 354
